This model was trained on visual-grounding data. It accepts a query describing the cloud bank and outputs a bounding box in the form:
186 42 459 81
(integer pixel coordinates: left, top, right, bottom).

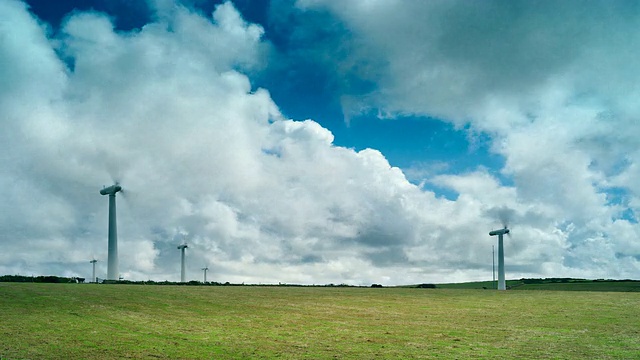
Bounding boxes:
0 0 638 284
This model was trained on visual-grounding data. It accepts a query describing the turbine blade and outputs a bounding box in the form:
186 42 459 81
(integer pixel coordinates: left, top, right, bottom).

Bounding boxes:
106 159 126 186
485 206 514 230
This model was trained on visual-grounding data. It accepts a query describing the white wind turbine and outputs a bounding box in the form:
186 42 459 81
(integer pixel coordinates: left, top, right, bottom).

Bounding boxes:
489 226 510 290
178 243 189 282
100 183 122 280
201 266 209 283
90 258 98 283
487 207 515 291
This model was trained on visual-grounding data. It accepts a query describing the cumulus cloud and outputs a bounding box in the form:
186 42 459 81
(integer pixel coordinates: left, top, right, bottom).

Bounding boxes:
290 0 640 278
1 0 638 284
2 0 447 284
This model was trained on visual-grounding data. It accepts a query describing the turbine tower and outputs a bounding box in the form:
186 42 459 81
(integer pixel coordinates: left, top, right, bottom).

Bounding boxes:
201 266 209 283
492 245 496 289
489 227 509 290
90 259 98 283
100 183 122 280
178 243 188 282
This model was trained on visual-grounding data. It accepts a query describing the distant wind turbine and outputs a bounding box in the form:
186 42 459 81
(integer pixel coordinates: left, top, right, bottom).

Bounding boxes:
90 259 98 283
202 266 209 283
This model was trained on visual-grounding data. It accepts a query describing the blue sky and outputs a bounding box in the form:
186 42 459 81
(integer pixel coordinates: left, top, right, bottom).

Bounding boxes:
1 0 639 284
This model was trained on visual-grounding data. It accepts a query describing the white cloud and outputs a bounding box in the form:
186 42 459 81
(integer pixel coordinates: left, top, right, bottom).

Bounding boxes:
291 0 640 279
1 0 638 284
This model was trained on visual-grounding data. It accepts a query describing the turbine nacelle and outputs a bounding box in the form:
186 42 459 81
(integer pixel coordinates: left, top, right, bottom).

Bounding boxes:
100 184 122 196
489 227 510 236
177 244 188 250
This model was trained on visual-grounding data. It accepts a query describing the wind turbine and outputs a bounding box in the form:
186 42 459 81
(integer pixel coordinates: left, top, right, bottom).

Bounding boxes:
201 266 209 283
178 243 188 282
90 259 98 283
489 226 510 290
100 183 122 280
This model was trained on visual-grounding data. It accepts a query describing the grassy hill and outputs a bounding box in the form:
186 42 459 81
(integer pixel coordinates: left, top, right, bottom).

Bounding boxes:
1 283 639 359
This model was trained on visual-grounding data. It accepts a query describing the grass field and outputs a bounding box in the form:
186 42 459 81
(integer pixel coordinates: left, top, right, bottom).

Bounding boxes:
436 279 640 292
1 283 639 359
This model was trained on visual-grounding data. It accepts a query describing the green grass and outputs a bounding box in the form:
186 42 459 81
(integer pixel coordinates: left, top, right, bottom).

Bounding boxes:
436 279 640 292
514 281 640 292
1 283 639 359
